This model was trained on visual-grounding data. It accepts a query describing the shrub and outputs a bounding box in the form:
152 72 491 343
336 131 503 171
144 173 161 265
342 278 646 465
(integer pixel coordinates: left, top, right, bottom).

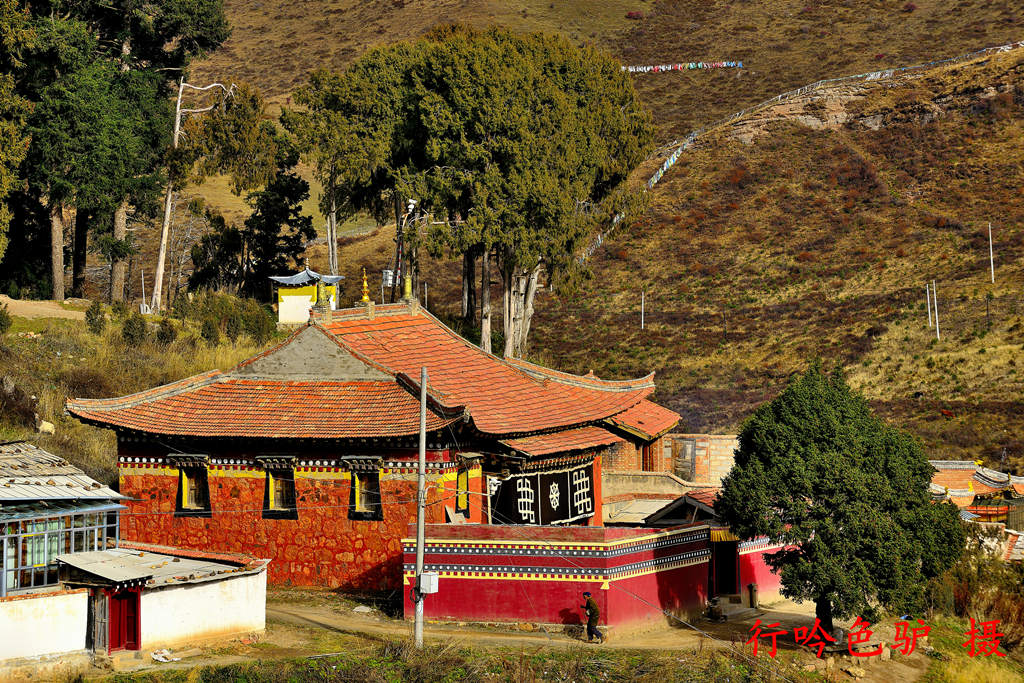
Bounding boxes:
111 300 130 319
122 312 147 345
201 317 220 346
171 291 192 320
85 301 106 335
156 318 177 345
902 2 917 12
225 313 241 343
0 302 10 336
60 367 114 398
242 302 275 344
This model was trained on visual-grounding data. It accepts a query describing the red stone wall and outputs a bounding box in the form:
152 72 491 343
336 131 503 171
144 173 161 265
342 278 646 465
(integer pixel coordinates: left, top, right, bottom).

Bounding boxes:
118 456 476 591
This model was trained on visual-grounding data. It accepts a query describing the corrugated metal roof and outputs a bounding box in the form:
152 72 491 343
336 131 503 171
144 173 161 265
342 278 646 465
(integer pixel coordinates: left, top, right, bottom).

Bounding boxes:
57 548 265 587
0 501 125 523
0 442 123 502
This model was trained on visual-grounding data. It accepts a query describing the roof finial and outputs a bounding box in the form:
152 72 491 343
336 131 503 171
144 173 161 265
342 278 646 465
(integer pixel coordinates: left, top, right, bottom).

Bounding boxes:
361 267 370 303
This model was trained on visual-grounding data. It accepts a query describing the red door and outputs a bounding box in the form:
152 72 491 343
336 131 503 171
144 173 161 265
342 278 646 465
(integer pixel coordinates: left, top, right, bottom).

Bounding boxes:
108 590 140 651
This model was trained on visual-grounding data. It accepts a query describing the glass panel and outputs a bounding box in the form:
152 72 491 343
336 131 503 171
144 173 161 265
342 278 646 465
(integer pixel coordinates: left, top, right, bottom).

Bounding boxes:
5 571 15 591
46 533 60 563
74 531 85 553
86 529 96 551
73 514 84 528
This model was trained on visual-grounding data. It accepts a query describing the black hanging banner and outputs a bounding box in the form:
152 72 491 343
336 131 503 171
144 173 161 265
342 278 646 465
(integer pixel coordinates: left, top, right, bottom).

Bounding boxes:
489 461 594 526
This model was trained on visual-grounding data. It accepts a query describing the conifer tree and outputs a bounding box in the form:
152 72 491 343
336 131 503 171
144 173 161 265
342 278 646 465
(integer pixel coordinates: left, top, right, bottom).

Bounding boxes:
287 26 652 355
715 363 965 633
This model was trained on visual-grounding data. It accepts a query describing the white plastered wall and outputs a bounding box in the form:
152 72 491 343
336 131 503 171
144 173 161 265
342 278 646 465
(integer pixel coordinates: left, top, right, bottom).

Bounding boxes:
0 591 87 661
139 570 266 650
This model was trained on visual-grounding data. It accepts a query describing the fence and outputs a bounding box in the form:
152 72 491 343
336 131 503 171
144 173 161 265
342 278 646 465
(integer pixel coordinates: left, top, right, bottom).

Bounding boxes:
582 37 1024 261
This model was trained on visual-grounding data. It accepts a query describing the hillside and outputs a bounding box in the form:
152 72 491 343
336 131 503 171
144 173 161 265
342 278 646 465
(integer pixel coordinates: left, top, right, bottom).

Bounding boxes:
519 48 1024 469
64 1 1024 473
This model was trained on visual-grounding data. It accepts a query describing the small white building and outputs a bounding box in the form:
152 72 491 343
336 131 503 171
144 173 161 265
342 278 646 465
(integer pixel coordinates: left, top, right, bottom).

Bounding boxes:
58 542 268 653
0 442 269 676
269 267 344 325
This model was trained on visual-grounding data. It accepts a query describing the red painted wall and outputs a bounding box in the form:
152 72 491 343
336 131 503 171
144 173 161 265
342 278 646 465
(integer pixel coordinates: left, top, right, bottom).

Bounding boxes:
739 545 784 603
607 562 707 627
119 455 469 591
402 523 711 628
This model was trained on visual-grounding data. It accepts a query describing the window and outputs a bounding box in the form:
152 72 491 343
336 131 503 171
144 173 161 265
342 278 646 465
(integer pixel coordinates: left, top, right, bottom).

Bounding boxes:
349 471 382 521
176 467 211 517
456 468 470 514
262 469 298 520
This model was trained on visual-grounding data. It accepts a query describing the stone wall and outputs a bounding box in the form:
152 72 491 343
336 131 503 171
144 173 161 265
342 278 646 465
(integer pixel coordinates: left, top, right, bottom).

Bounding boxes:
119 454 483 591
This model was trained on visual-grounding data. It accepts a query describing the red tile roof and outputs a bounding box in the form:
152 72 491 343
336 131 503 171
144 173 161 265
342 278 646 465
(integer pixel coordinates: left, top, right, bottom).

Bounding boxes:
68 378 458 438
500 426 625 457
324 306 655 435
606 399 680 440
686 487 720 509
68 304 670 443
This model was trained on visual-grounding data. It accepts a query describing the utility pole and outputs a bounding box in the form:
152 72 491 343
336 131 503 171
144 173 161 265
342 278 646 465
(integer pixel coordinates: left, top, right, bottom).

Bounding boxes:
641 289 645 330
414 366 427 648
932 280 940 341
926 283 932 328
152 80 235 313
988 222 995 284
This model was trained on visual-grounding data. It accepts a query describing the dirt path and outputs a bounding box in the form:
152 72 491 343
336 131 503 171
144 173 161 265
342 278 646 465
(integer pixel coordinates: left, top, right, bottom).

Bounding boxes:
0 295 85 320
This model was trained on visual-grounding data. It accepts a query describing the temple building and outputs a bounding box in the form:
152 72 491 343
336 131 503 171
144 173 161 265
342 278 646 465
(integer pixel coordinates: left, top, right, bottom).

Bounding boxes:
67 294 680 595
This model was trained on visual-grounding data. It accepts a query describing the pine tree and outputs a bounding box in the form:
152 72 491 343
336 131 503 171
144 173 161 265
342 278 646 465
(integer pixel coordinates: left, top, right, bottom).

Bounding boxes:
287 26 652 355
715 363 966 632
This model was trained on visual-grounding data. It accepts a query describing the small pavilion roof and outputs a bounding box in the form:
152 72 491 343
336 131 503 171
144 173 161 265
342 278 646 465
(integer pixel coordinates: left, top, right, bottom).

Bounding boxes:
269 266 344 286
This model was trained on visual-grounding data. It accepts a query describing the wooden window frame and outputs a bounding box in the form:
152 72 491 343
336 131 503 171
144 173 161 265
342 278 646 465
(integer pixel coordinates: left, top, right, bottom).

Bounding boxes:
348 470 382 521
262 469 298 520
455 468 470 514
174 467 211 518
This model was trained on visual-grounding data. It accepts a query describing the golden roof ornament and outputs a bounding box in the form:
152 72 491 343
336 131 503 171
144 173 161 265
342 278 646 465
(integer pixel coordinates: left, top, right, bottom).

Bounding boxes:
361 267 370 303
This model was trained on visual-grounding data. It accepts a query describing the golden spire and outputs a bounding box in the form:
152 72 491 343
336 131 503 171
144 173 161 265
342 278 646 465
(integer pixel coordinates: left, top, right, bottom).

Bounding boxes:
361 267 370 303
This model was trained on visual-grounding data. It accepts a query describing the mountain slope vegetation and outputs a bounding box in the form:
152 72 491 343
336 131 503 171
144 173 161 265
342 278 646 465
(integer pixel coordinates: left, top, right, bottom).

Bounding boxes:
523 49 1024 469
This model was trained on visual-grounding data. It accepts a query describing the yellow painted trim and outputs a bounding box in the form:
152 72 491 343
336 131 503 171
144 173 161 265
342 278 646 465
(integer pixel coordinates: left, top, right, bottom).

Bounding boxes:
400 556 708 584
401 526 709 550
277 284 336 304
268 471 275 509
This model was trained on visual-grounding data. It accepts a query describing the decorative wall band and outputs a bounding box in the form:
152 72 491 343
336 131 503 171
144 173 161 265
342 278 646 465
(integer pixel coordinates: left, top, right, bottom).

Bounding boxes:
402 549 710 582
402 531 708 559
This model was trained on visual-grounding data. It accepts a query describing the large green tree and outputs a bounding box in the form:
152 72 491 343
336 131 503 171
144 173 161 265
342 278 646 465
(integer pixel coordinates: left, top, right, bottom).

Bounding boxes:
189 146 314 301
0 0 32 262
715 363 965 633
1 0 228 300
287 25 652 355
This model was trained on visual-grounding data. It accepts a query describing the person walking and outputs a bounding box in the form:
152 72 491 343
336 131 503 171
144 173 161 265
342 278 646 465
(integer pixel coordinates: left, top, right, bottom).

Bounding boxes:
580 591 605 643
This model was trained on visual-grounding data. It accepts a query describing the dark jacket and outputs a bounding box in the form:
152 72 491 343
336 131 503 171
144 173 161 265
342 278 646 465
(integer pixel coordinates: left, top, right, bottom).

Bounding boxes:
582 596 600 625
